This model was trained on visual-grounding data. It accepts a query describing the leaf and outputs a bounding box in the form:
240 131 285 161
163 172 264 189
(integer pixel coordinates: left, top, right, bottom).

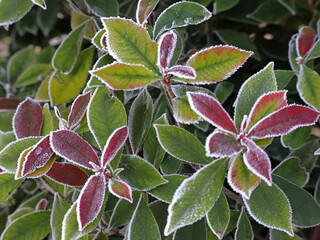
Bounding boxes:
35 73 51 102
174 217 207 240
158 30 177 70
0 0 33 26
0 173 23 203
8 208 34 223
13 98 43 139
234 62 277 129
91 62 159 90
227 154 260 199
87 55 114 87
247 105 320 139
91 29 107 51
154 124 211 164
136 0 159 25
119 155 167 191
168 65 196 80
244 181 293 236
277 0 296 15
68 91 92 129
77 173 106 230
109 178 132 202
213 0 239 14
269 229 301 240
214 82 234 104
184 46 252 84
50 130 99 170
101 126 128 168
129 89 153 154
296 26 316 58
49 46 94 106
206 131 242 157
128 194 161 240
51 194 71 240
173 96 202 124
52 22 86 74
273 174 320 227
0 131 15 151
206 192 230 239
70 10 96 40
14 64 52 87
235 207 253 240
0 98 21 110
41 104 53 136
148 174 187 203
297 65 320 110
164 158 228 235
32 0 46 10
85 0 118 17
46 162 89 187
153 1 211 39
275 70 295 90
306 39 320 61
187 92 237 134
288 34 299 72
87 87 127 149
281 126 311 150
102 17 159 74
0 136 41 173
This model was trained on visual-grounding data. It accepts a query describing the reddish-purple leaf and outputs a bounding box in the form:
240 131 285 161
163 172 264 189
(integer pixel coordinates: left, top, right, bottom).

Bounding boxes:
108 178 133 202
77 173 106 230
158 30 177 70
68 91 92 129
136 0 159 25
187 92 238 134
50 130 99 170
242 138 271 186
13 98 43 139
247 105 320 139
0 98 21 110
167 65 196 79
205 131 242 157
296 26 317 58
46 162 89 186
246 91 288 131
0 167 5 174
35 199 48 211
101 126 128 168
22 135 54 176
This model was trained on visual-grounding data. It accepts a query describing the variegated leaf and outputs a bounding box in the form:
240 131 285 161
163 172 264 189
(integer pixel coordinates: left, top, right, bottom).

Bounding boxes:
296 26 316 58
68 91 92 129
168 65 196 80
158 30 177 70
136 0 159 25
206 131 242 157
108 178 132 202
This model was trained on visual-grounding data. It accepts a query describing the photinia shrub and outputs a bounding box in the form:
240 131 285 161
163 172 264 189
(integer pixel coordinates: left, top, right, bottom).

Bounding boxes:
0 0 320 239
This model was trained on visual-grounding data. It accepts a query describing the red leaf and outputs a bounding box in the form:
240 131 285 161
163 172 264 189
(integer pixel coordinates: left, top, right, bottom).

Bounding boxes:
13 98 43 138
206 131 242 157
187 92 238 134
101 126 128 168
68 91 92 129
0 98 21 110
108 178 133 202
158 30 177 70
22 135 54 176
46 162 89 186
297 26 316 58
35 199 48 211
136 0 159 25
242 138 271 185
77 173 106 230
167 65 196 79
247 105 320 139
50 130 99 170
246 91 288 131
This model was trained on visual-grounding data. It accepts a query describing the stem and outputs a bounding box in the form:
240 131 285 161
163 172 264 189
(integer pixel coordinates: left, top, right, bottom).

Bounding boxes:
222 186 244 205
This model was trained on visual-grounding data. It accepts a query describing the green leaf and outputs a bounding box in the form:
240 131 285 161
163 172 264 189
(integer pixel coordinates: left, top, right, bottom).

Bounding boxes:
91 29 106 51
70 10 96 40
316 175 320 204
0 137 41 173
87 55 114 88
1 211 51 240
149 201 169 239
0 173 23 204
36 0 59 37
234 62 277 129
49 46 94 106
164 158 228 235
206 192 230 239
297 65 320 110
8 208 34 223
32 0 46 10
52 22 86 74
213 0 239 14
244 181 293 236
288 34 299 72
273 174 320 227
129 89 153 154
281 126 311 150
184 46 252 84
214 82 234 104
0 131 15 151
87 87 127 149
0 111 14 132
90 62 159 90
273 157 308 186
174 217 207 240
85 0 118 17
50 193 71 240
119 155 167 191
306 39 320 61
275 70 295 90
270 229 301 240
35 73 51 101
15 64 52 87
148 174 187 203
102 17 159 74
153 1 211 39
235 207 253 240
277 0 295 15
160 154 181 174
0 0 33 26
128 194 161 240
173 96 202 124
155 125 211 164
41 103 53 136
